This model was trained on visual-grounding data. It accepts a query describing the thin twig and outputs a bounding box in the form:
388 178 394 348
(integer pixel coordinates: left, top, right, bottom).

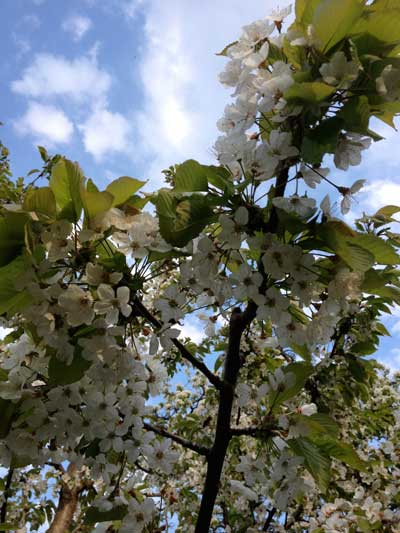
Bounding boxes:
133 298 223 391
144 422 210 457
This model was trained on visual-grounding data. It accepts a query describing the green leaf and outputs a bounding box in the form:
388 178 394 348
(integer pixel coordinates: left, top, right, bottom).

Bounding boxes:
86 178 99 193
292 413 339 438
37 145 48 162
284 82 335 104
369 285 400 304
126 194 151 211
320 221 375 272
315 436 367 471
338 96 370 133
290 343 311 362
0 256 32 315
174 160 209 192
10 453 32 468
350 9 400 54
295 0 321 24
23 187 57 218
374 205 400 218
156 191 214 247
375 322 391 336
50 158 84 222
0 524 18 531
352 234 399 264
173 161 233 195
283 37 306 68
308 413 339 437
361 269 387 290
0 399 18 438
371 101 400 129
302 117 343 165
84 504 128 524
106 176 147 207
80 187 114 222
106 176 146 207
288 437 331 491
313 0 364 52
48 348 91 386
0 213 28 267
270 362 313 408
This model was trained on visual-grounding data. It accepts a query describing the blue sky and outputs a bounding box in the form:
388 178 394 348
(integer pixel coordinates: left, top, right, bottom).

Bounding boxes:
1 0 400 370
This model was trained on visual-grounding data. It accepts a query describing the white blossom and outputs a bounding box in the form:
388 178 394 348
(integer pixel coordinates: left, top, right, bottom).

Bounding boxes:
58 285 95 327
319 51 360 88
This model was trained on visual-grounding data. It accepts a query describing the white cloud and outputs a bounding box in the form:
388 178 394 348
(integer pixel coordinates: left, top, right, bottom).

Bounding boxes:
132 0 279 187
122 0 145 19
389 348 400 372
12 35 31 56
13 102 74 146
178 320 205 344
79 108 131 161
360 179 400 214
22 14 41 29
62 15 93 41
11 53 111 104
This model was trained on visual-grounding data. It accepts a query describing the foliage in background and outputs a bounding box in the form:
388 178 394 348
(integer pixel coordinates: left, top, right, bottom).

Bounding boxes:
0 1 400 532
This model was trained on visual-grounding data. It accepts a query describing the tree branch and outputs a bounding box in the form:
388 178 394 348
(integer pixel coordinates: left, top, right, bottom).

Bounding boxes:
0 468 13 531
46 464 89 533
194 165 290 532
46 484 79 533
263 507 277 531
144 421 210 456
230 426 274 437
195 304 257 532
133 298 223 390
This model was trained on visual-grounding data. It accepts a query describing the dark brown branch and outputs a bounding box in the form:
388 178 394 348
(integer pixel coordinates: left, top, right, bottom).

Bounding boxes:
133 298 223 390
194 165 290 532
134 460 153 475
285 504 304 530
230 426 274 437
144 422 210 457
45 462 65 473
195 304 257 532
0 468 13 531
263 507 277 531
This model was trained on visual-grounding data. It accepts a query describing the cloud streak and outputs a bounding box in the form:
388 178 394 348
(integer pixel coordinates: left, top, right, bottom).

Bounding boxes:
62 15 93 42
132 0 278 185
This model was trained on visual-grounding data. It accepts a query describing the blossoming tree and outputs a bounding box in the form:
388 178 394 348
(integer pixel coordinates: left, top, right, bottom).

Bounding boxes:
1 0 400 531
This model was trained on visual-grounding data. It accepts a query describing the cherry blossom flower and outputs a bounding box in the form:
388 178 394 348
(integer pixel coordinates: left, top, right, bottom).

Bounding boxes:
94 284 131 324
319 51 360 88
337 178 366 214
58 285 95 327
334 133 371 171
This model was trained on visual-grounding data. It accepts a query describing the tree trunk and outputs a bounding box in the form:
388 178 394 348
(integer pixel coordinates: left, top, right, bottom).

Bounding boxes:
46 485 78 533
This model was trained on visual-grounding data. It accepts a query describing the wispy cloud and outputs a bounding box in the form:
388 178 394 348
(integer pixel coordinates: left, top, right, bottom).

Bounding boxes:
62 15 93 42
132 0 279 186
11 52 111 104
122 0 145 19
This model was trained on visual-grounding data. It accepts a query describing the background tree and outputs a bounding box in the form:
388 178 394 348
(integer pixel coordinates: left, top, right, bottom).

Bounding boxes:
0 0 400 532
